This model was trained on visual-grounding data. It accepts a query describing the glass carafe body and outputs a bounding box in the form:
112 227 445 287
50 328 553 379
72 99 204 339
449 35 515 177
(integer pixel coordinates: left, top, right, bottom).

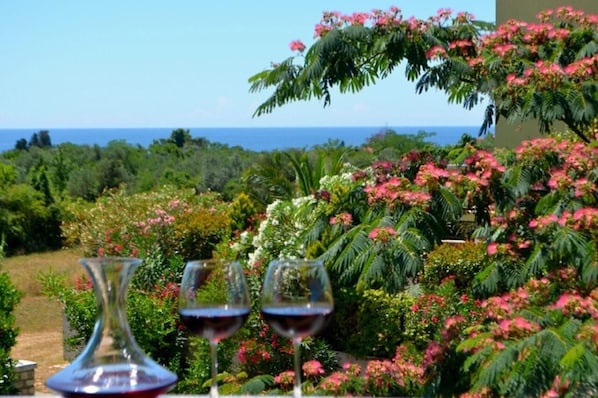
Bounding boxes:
46 257 178 398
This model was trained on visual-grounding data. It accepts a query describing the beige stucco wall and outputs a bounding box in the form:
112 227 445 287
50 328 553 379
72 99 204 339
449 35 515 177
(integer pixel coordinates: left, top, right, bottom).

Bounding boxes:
494 0 598 148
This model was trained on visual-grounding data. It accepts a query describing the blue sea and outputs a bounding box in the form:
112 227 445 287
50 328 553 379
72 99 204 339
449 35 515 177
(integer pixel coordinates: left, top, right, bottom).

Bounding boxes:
0 126 490 153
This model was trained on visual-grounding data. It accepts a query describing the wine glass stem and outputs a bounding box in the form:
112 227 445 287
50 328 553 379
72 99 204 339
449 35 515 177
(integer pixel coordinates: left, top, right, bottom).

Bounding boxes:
210 340 219 398
293 338 302 398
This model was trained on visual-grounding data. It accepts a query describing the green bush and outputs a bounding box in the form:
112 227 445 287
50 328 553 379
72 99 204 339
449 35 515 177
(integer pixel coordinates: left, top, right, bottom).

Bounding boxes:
228 192 258 232
0 256 21 394
421 241 488 291
325 288 413 358
172 206 231 261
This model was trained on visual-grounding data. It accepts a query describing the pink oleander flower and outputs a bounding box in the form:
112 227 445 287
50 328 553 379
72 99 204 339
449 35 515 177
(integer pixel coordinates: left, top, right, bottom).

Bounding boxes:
487 242 499 255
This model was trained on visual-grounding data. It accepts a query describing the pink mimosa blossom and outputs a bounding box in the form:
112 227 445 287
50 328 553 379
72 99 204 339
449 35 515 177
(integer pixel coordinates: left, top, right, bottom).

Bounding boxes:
368 226 397 243
302 360 325 377
274 370 295 386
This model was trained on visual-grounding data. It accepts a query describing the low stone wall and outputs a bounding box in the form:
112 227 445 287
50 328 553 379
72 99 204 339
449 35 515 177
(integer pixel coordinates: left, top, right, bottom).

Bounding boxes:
14 360 37 396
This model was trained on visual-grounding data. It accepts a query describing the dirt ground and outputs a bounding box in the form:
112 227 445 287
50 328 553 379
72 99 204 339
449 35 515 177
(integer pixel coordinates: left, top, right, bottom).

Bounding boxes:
11 330 68 394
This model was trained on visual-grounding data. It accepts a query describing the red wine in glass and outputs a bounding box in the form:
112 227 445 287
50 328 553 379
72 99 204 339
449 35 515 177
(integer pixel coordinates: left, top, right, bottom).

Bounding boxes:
260 304 332 339
179 259 250 398
179 307 250 341
260 259 334 398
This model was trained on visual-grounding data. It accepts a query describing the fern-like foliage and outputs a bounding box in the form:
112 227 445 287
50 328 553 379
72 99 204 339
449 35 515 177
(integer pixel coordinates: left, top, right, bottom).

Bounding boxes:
460 314 598 396
237 374 275 395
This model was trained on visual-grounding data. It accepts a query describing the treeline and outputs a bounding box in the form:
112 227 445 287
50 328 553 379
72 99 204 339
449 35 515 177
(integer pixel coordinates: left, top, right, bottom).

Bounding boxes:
0 128 492 256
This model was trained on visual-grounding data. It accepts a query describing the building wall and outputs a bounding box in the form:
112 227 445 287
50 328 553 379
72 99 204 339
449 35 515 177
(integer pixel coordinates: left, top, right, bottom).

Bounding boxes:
494 0 598 148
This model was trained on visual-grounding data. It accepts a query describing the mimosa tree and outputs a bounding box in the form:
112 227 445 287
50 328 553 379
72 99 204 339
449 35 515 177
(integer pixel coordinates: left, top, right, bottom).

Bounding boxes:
249 6 598 142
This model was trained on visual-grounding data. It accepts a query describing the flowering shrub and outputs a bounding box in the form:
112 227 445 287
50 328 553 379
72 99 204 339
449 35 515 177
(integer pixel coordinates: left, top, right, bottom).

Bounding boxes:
62 186 231 262
229 131 597 396
237 321 337 380
41 270 185 374
474 136 598 295
454 270 598 397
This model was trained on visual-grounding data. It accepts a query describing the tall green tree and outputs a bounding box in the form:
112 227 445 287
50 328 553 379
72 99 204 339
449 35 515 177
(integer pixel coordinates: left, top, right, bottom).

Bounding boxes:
170 128 192 148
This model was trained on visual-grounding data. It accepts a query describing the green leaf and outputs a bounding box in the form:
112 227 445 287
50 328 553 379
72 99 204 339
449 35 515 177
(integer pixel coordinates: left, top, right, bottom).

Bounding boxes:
238 375 275 394
560 343 586 370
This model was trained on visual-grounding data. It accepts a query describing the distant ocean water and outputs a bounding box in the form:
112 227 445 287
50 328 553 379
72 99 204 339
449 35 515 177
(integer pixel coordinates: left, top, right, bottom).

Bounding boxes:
0 126 490 153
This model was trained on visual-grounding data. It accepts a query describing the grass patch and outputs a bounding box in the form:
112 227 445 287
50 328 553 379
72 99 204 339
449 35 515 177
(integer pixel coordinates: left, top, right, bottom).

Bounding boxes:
2 248 83 330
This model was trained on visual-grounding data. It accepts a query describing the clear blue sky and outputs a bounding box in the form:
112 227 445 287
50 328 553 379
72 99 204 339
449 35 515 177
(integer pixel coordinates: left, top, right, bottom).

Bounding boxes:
0 1 495 129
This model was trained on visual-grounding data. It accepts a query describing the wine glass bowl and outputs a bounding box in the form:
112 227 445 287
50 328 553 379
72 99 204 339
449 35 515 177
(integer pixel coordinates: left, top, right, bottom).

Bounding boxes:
260 259 334 398
178 259 250 398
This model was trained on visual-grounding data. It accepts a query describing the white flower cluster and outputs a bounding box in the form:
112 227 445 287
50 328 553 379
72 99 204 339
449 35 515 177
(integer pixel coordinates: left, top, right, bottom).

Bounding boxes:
247 195 318 268
318 163 359 192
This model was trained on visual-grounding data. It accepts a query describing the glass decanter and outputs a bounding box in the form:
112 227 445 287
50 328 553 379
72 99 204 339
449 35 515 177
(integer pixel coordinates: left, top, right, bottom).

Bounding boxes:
46 257 178 398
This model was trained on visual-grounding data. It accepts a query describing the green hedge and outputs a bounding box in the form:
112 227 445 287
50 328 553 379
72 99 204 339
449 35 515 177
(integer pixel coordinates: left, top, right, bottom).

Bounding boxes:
0 258 20 394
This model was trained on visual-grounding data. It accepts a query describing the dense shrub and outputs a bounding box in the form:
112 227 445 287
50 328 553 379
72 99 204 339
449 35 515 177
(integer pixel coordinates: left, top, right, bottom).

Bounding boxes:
421 241 488 291
0 168 62 255
325 288 413 358
172 206 231 261
0 256 20 394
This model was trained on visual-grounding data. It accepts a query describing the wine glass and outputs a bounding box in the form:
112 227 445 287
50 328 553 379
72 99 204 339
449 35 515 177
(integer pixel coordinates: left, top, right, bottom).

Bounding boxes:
178 259 250 398
261 259 334 398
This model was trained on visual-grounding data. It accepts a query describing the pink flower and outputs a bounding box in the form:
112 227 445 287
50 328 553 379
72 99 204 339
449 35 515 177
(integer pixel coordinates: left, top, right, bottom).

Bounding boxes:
302 359 325 377
289 40 306 52
368 226 397 243
425 45 447 60
329 212 353 226
487 242 499 255
342 362 361 376
319 372 349 395
274 370 295 386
